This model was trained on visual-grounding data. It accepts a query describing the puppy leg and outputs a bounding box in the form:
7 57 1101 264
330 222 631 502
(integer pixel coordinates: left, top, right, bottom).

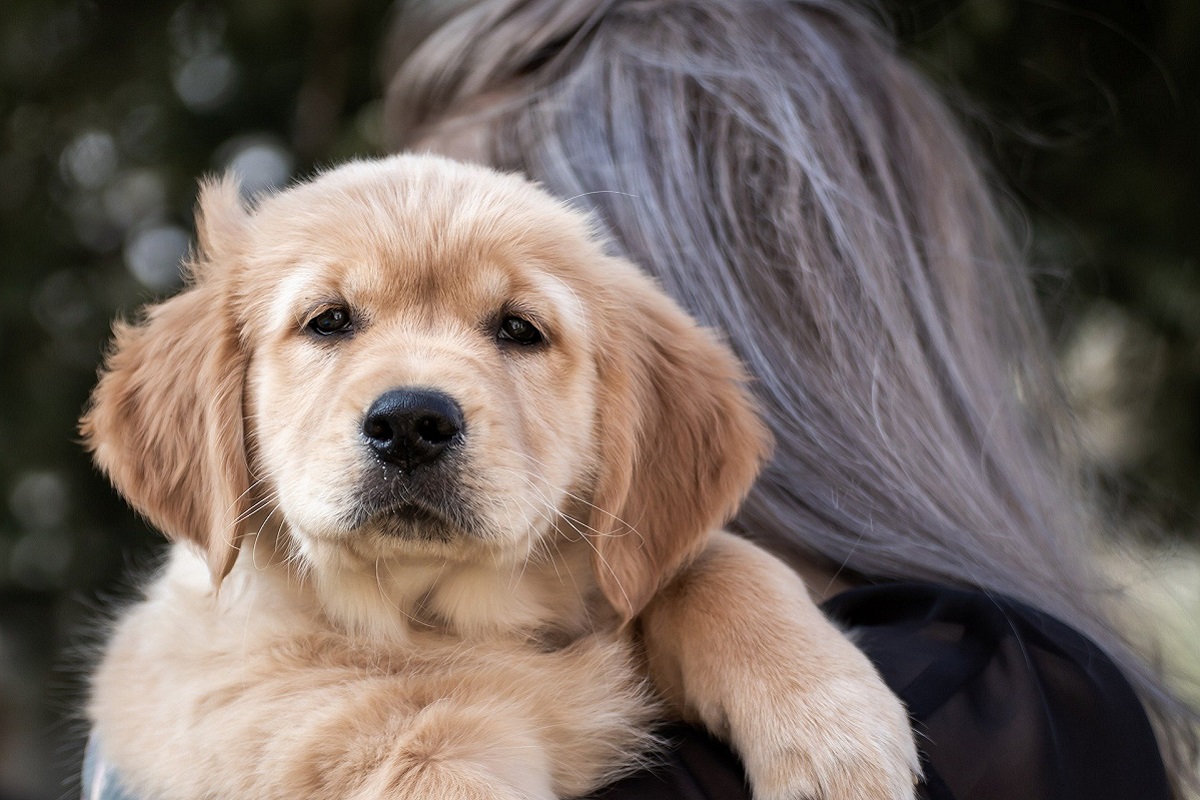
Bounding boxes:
640 532 920 800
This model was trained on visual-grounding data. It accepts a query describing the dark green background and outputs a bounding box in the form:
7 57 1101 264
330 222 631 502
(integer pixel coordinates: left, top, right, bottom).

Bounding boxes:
0 1 1195 797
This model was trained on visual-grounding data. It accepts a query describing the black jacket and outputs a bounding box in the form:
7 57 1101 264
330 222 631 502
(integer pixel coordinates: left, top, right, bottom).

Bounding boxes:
591 583 1171 800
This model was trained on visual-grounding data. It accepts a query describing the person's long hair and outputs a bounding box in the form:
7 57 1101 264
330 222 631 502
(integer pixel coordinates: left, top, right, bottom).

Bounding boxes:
381 0 1198 791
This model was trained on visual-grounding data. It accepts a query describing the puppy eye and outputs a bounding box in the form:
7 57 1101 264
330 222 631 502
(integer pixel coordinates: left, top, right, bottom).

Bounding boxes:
308 306 353 336
496 315 543 346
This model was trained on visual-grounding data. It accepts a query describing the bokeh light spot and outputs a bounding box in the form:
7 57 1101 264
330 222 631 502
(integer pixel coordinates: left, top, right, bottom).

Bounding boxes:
173 52 238 112
124 225 190 290
59 130 118 189
218 134 294 196
8 471 69 531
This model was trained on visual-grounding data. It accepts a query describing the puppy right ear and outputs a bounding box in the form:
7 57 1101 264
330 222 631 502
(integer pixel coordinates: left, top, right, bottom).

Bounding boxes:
585 265 772 623
81 175 252 583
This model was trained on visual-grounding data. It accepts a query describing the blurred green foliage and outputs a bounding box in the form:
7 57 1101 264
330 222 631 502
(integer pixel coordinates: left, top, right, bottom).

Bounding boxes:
0 0 1195 797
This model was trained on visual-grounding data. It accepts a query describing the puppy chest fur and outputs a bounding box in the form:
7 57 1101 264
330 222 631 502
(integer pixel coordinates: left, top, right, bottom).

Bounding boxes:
91 550 659 800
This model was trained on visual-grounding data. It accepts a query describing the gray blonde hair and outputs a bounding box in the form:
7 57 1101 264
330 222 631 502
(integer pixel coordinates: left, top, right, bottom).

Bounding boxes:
382 0 1198 789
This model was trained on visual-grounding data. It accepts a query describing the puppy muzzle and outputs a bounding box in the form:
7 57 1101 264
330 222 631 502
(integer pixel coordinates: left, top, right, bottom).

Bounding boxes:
354 387 474 540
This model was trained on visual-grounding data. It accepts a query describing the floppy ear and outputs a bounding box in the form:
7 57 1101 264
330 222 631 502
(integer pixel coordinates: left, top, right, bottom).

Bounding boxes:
81 175 252 583
587 271 772 621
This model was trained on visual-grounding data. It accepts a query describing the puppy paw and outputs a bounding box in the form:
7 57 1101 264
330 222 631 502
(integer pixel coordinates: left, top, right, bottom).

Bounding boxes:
736 673 920 800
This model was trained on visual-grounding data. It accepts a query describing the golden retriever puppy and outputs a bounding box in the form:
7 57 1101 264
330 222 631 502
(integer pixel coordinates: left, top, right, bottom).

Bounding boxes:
82 155 918 800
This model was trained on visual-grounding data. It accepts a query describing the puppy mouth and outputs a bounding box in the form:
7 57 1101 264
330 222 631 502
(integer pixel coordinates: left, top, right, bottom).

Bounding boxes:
350 486 476 542
345 444 488 544
369 501 460 541
385 502 444 528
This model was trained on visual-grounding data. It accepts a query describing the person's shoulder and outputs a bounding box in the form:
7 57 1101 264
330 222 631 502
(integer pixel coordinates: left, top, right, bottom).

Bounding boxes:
823 582 1172 800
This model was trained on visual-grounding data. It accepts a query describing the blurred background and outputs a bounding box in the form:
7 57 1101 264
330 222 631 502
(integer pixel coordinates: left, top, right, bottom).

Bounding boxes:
0 0 1196 797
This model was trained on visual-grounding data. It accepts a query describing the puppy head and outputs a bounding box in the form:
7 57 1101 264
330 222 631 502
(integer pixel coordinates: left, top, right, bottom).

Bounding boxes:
82 155 769 620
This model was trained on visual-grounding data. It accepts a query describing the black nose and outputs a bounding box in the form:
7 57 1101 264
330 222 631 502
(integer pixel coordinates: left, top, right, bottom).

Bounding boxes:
362 389 464 468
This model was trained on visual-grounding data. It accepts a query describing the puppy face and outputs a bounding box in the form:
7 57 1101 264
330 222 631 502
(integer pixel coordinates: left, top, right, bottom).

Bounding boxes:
239 163 608 568
82 155 769 621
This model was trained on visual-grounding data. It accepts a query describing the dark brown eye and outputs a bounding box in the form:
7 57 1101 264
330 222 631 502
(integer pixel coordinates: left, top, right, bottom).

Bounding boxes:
497 315 543 346
308 306 352 336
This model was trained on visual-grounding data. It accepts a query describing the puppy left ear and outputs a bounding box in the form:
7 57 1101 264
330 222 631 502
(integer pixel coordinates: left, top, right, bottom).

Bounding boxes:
81 175 252 583
587 267 772 621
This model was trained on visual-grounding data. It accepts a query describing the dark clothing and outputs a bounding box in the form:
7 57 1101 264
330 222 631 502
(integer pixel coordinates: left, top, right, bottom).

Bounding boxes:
591 582 1171 800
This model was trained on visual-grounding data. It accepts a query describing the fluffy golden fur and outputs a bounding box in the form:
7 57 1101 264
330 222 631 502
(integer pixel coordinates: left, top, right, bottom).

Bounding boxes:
83 155 918 800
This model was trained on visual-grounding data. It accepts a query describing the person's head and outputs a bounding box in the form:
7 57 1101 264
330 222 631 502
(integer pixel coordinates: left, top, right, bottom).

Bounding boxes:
381 0 1197 788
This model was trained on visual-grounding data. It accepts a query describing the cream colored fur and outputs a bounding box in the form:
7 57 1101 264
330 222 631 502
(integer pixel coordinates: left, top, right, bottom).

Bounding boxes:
84 155 918 800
